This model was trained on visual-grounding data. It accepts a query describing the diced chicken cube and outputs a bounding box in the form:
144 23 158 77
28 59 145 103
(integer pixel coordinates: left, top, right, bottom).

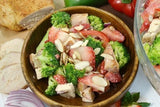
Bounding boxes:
102 44 119 73
82 87 95 102
142 18 160 44
55 83 75 98
78 82 87 96
71 13 89 26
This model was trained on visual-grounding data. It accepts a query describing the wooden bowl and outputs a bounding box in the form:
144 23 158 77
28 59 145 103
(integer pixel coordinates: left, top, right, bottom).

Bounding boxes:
21 6 139 107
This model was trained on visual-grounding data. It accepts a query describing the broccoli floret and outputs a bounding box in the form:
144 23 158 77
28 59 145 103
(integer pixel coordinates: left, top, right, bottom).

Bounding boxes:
88 15 104 31
143 43 150 55
85 36 104 66
109 41 130 68
64 63 85 86
45 76 58 96
51 11 71 28
147 35 160 65
37 42 60 77
54 66 65 77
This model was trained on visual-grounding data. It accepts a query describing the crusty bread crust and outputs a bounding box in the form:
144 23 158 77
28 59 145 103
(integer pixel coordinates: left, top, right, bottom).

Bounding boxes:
0 0 55 31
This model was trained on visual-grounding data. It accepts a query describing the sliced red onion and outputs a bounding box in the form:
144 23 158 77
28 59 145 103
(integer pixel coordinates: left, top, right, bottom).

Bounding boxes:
5 89 44 107
104 22 111 28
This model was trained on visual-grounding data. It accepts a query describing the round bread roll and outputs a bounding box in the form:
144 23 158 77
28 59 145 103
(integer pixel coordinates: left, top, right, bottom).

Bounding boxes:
0 0 55 31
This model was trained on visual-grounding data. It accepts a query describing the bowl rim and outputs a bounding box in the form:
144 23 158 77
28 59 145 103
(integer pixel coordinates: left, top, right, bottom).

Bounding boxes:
21 6 139 106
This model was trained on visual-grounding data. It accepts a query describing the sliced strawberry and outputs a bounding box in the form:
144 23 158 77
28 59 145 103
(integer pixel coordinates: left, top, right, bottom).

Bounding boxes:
80 30 109 46
48 26 60 43
144 0 157 9
48 28 70 44
70 24 91 33
140 0 160 33
98 61 108 75
78 73 105 92
69 46 95 69
105 72 122 83
53 74 67 84
54 31 70 43
102 26 125 43
144 0 150 9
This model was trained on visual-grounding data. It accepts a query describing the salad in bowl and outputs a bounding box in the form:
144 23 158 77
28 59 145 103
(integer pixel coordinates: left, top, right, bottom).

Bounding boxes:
22 6 138 106
29 11 130 102
134 0 160 95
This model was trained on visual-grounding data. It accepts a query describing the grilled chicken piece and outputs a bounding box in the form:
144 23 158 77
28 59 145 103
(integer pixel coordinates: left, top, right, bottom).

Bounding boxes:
78 82 88 97
142 18 160 44
0 64 27 94
55 83 75 99
0 38 24 59
82 87 95 102
29 51 43 80
102 43 119 73
71 13 89 26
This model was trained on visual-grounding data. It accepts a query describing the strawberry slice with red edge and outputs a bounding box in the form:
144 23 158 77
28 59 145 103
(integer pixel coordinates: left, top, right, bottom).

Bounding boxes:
48 26 60 44
98 61 108 75
53 74 67 84
102 26 125 43
105 72 122 83
69 46 95 69
48 26 69 44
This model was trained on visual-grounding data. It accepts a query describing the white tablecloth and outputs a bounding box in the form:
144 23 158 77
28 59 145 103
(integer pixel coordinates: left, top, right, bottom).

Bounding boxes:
1 65 160 107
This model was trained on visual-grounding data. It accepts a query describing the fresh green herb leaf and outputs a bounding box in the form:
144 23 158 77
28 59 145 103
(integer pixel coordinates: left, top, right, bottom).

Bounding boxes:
121 91 132 106
132 92 140 102
121 91 150 107
138 102 150 107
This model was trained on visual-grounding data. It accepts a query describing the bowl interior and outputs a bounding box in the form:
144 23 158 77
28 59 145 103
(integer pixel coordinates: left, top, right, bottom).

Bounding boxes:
22 6 138 107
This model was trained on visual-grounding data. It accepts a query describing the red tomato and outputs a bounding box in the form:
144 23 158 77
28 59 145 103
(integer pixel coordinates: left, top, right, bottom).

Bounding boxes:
53 74 67 84
108 0 124 12
80 30 109 46
108 0 136 18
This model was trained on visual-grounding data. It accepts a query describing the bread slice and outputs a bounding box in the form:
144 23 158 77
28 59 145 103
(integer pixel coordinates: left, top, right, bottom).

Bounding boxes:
0 52 21 70
0 38 24 59
0 0 55 31
0 64 27 94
